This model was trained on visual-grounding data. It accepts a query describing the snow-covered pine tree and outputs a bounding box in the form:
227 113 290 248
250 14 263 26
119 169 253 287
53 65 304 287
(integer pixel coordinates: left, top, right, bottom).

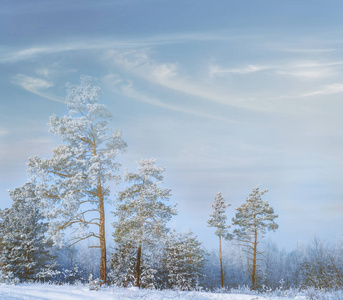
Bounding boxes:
207 192 232 288
162 230 206 291
0 183 55 281
112 158 176 288
27 76 127 284
232 186 278 289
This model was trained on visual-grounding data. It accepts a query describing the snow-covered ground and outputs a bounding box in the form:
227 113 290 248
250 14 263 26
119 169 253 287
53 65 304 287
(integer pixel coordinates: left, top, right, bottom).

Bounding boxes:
0 284 306 300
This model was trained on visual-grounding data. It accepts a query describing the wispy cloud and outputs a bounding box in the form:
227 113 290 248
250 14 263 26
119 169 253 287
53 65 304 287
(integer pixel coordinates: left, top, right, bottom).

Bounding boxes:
1 46 67 64
299 83 343 97
11 74 64 103
0 41 126 64
35 67 52 77
2 39 259 111
0 33 233 64
106 49 255 110
210 64 272 76
104 74 238 123
275 48 337 53
273 82 343 100
276 69 336 79
276 60 343 79
289 61 343 68
108 49 343 112
211 60 343 79
5 35 343 112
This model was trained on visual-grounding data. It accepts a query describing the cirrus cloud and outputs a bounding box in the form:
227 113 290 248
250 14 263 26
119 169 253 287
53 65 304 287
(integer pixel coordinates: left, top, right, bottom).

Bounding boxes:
11 74 64 103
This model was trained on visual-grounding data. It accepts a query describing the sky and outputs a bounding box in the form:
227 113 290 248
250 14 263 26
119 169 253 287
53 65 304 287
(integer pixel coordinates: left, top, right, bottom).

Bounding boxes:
1 0 343 251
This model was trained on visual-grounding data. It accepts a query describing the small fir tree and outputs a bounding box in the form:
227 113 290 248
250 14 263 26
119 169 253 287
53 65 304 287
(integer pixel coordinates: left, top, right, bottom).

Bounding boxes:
207 192 232 288
0 183 55 281
162 230 207 291
109 240 158 289
232 186 278 289
112 158 176 288
109 241 136 287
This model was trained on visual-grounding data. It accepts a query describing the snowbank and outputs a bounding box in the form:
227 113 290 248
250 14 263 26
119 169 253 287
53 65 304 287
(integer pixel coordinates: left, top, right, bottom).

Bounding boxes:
0 283 300 300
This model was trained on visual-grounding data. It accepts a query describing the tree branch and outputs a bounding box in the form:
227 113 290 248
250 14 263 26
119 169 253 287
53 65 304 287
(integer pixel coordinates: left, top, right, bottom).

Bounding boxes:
68 233 100 247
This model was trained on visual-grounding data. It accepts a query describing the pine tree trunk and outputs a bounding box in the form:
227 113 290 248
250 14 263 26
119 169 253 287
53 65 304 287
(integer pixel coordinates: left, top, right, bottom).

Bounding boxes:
219 235 224 288
252 228 258 289
94 137 107 285
99 195 107 285
135 244 142 287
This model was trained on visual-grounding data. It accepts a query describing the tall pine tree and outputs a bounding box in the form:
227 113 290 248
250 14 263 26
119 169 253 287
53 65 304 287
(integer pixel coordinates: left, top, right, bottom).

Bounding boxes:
28 76 127 283
207 192 232 288
113 158 176 288
232 186 278 289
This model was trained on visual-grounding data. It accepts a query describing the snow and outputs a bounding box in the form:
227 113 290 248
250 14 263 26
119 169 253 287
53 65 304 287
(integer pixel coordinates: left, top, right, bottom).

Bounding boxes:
0 284 306 300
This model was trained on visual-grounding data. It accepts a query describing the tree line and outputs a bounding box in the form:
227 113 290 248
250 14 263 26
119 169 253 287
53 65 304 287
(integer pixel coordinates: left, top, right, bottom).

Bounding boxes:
0 76 341 291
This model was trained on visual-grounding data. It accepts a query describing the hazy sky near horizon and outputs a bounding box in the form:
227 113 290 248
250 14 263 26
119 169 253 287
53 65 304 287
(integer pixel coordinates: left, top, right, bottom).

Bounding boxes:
1 0 343 250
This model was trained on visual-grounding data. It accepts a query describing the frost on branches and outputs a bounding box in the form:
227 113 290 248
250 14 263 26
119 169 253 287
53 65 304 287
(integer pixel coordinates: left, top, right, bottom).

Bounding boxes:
27 75 127 284
112 158 176 288
207 192 232 288
232 186 278 289
0 183 55 282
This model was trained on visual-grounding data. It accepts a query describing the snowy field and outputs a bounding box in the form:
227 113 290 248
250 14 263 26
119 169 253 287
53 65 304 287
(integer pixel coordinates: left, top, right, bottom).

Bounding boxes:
0 284 306 300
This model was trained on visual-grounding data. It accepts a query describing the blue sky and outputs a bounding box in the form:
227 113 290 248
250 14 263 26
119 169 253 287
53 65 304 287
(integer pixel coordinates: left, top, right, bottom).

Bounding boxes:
1 0 343 250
